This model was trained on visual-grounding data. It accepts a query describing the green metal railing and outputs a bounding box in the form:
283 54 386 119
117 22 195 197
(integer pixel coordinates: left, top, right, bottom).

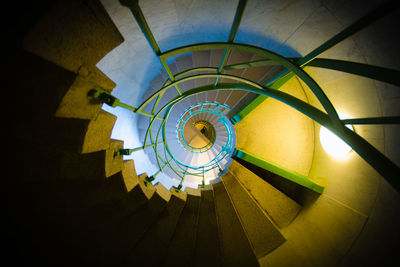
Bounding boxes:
90 0 400 192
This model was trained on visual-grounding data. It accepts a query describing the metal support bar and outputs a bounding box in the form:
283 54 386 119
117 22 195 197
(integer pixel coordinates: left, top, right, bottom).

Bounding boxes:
114 142 164 157
228 0 248 43
153 158 172 177
89 88 164 120
233 149 324 193
230 0 399 125
223 59 277 70
144 175 155 186
265 0 399 86
299 0 399 67
120 0 182 95
342 116 400 125
213 48 231 87
213 0 247 86
307 58 400 87
158 81 400 192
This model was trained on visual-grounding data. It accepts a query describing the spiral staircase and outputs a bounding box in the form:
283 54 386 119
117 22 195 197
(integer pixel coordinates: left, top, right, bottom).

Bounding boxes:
8 0 400 266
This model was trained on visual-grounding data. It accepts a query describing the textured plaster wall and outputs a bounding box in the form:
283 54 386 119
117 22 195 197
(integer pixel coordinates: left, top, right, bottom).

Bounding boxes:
235 77 315 177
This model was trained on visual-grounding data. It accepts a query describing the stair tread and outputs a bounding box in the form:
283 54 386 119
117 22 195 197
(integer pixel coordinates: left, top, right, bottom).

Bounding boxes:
95 184 169 264
228 160 302 228
23 0 123 73
222 172 286 258
163 194 201 266
192 189 221 267
105 139 124 177
213 182 259 267
81 110 117 154
123 192 187 266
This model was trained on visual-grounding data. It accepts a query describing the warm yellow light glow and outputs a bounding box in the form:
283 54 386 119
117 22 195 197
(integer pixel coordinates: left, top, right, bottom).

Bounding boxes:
320 124 353 159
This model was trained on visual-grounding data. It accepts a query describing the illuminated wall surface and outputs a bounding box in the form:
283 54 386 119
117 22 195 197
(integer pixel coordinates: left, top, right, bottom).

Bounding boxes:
10 0 400 266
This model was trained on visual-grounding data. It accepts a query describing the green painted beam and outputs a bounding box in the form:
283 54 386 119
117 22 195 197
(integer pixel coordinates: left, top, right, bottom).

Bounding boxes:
298 0 399 67
307 58 400 87
214 0 247 86
229 0 398 124
89 88 164 120
228 0 248 43
234 149 324 193
231 72 295 123
230 55 400 124
114 142 164 157
266 0 399 86
161 42 341 130
223 59 277 70
156 81 400 193
342 116 400 125
119 0 182 95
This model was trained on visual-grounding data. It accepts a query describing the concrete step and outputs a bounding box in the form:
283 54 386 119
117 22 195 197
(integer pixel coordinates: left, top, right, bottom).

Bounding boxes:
12 164 156 264
176 53 195 93
233 157 320 206
213 182 259 267
14 138 124 186
23 0 123 76
221 172 286 258
241 54 275 84
228 160 302 228
215 90 231 105
105 139 124 177
56 65 116 120
162 193 201 266
12 51 98 153
225 90 247 109
192 189 222 267
193 50 212 86
94 181 170 265
221 49 254 83
122 189 187 266
81 109 117 154
122 162 156 206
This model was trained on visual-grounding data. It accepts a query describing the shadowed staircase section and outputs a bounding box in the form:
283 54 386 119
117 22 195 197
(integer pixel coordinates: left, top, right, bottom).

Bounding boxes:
221 171 286 258
163 189 201 266
228 160 302 228
192 189 222 267
213 182 259 266
11 0 400 266
10 1 308 265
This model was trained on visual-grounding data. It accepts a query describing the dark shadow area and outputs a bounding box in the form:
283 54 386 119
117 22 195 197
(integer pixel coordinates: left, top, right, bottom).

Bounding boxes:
232 156 320 206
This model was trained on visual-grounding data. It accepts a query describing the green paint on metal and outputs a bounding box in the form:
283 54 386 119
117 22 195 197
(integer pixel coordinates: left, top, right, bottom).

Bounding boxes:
213 48 231 86
307 58 400 87
144 175 155 186
89 88 164 120
229 0 398 125
114 142 164 157
234 149 324 193
231 72 295 124
161 42 342 130
299 0 399 67
228 0 248 43
231 95 267 124
342 116 400 125
223 59 277 70
158 81 400 192
153 158 172 178
120 0 182 95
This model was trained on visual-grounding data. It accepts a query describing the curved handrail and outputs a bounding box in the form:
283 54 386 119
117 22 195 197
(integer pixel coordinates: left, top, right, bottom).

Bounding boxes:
142 78 399 191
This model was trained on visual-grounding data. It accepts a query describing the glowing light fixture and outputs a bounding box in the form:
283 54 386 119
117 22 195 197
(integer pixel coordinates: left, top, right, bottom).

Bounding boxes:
320 121 354 159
